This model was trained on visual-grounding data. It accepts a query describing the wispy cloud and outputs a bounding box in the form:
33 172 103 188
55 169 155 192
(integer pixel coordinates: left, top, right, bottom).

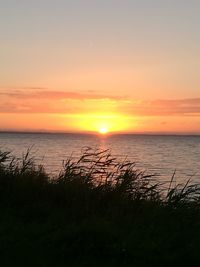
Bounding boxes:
121 98 200 116
0 87 125 113
1 88 200 116
0 88 124 100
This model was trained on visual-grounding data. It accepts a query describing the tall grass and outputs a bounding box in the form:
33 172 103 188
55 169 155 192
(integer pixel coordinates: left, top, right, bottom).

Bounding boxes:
1 147 200 266
0 147 199 206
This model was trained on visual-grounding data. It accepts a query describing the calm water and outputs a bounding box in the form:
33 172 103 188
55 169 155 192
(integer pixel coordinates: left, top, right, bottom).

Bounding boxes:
1 132 200 183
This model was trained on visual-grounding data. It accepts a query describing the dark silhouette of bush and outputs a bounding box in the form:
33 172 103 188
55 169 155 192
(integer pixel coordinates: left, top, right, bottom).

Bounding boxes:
0 148 200 266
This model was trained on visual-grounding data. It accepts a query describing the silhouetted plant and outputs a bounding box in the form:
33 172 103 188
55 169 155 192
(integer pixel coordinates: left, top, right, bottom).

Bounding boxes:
0 147 200 266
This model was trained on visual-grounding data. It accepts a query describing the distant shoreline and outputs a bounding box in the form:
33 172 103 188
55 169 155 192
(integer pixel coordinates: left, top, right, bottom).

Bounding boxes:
0 130 200 137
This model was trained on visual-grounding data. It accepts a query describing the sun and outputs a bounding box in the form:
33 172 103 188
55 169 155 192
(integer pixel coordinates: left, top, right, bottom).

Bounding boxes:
76 112 131 134
99 127 109 134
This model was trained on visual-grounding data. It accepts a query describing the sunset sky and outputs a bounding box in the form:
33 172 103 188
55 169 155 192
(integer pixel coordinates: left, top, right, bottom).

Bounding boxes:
1 0 200 133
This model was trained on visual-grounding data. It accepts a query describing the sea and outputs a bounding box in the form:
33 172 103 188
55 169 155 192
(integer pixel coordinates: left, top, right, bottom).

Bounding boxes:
1 132 200 184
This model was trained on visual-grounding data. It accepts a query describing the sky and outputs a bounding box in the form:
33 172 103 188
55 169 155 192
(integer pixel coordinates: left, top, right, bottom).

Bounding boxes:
0 0 200 133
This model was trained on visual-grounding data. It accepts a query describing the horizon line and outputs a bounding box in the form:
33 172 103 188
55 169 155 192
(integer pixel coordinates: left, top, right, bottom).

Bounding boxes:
1 130 200 137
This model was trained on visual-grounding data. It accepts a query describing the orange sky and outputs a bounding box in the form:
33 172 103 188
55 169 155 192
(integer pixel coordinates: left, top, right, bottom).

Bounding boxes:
1 88 200 134
0 1 200 134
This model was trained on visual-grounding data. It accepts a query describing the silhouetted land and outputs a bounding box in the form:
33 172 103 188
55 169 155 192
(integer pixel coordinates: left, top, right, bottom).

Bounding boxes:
0 148 200 266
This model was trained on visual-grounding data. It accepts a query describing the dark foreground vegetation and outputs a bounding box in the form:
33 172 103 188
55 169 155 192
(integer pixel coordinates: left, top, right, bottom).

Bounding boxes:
0 148 200 266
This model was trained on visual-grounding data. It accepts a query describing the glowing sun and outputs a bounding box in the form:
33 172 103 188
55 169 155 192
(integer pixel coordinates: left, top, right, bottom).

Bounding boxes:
99 127 109 134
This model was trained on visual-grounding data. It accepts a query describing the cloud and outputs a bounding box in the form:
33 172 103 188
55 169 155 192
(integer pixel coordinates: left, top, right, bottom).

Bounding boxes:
0 87 126 114
0 88 124 101
0 87 200 116
120 98 200 116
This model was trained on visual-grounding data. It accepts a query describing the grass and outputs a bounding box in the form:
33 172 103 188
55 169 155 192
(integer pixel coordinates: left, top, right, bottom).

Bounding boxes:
0 147 200 266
